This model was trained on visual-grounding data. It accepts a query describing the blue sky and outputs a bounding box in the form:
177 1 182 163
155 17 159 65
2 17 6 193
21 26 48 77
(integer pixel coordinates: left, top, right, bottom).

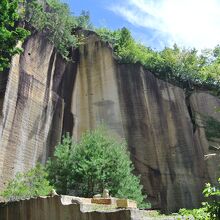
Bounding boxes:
61 0 220 50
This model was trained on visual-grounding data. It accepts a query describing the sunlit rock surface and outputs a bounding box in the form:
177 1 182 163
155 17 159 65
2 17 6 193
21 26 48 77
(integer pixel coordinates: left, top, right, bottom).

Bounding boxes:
0 32 219 212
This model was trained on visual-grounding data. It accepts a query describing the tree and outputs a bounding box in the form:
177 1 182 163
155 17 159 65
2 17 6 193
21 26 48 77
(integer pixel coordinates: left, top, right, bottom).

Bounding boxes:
46 128 148 208
23 0 92 59
0 164 53 201
0 0 30 72
76 10 93 30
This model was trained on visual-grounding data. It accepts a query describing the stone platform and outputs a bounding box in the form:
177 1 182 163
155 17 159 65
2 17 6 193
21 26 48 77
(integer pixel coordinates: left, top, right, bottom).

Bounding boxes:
0 196 193 220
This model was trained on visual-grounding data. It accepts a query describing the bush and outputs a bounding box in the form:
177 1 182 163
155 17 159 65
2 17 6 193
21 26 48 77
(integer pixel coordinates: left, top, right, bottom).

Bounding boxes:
46 128 149 208
202 178 220 219
178 178 220 220
0 164 53 201
179 207 210 220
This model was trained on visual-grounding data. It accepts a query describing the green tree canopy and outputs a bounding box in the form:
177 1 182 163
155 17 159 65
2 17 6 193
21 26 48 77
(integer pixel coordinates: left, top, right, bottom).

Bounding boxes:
97 28 220 95
3 0 219 96
0 0 30 72
46 128 148 208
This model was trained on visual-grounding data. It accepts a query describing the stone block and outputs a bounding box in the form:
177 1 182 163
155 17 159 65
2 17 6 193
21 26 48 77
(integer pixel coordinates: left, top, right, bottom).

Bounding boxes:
91 198 112 205
116 199 137 209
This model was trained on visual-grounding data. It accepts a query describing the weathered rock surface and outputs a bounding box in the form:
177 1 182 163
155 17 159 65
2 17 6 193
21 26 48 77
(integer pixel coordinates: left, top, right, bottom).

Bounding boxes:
0 32 219 212
0 33 77 188
189 92 220 184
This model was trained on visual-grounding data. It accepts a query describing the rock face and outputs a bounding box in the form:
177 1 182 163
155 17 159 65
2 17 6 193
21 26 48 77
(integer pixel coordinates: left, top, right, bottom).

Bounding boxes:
0 33 77 188
0 32 220 212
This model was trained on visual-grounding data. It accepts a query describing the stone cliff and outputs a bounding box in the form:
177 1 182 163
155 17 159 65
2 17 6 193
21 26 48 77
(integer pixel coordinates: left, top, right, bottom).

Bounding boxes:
0 32 220 212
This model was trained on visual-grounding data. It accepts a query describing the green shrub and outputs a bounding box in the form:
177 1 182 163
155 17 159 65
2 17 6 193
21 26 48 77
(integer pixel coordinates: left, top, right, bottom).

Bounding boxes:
202 178 220 219
179 207 210 220
0 0 30 72
0 164 53 201
46 128 149 208
178 178 220 220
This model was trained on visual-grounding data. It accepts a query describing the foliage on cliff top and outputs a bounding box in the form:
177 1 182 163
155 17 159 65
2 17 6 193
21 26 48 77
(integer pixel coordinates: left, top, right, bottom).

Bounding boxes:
5 0 219 94
21 0 92 59
0 0 30 73
46 128 149 208
0 164 53 201
97 28 220 95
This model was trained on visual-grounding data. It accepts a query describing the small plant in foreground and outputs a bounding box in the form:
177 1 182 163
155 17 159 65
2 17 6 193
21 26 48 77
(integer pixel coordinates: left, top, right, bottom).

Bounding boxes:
179 207 210 220
0 164 53 201
178 178 220 220
202 178 220 219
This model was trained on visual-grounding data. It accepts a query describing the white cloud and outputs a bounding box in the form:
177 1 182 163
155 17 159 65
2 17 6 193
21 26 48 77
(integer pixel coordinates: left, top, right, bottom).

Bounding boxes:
109 0 220 49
